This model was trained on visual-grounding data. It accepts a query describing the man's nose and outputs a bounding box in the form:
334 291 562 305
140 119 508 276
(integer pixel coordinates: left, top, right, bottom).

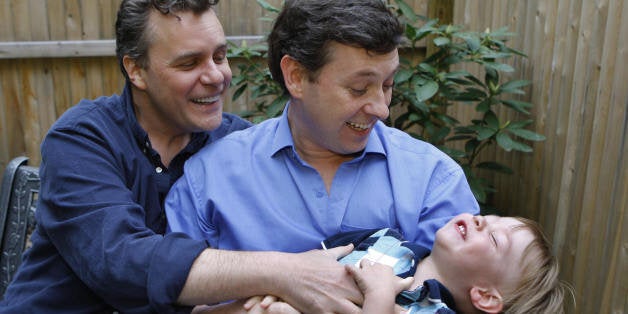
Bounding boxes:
200 61 225 85
364 89 390 119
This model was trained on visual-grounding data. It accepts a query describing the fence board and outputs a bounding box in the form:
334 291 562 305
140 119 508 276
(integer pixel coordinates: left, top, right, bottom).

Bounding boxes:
0 1 625 313
454 1 627 313
29 0 50 40
0 1 12 39
65 0 83 40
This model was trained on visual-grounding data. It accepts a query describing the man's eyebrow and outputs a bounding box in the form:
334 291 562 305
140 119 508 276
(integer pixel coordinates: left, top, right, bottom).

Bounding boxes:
351 64 401 79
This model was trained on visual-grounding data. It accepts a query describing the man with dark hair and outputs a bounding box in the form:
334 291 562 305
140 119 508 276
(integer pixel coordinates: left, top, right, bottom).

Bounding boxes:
167 0 479 310
0 1 363 313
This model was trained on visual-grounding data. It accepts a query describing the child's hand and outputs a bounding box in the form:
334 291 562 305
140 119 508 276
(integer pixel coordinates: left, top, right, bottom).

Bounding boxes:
345 259 414 298
243 295 300 314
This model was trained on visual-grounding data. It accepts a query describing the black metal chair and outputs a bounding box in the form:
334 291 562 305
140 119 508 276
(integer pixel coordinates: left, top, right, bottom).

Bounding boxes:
0 157 40 296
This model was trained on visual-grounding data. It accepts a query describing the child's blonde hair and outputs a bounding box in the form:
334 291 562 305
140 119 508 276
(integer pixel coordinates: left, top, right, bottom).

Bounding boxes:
501 217 567 314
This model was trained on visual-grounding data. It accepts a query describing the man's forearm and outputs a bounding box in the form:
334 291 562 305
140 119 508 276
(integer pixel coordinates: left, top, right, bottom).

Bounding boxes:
179 249 284 305
178 245 363 313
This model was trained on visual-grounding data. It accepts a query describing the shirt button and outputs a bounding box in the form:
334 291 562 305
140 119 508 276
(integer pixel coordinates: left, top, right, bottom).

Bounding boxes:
155 167 163 174
316 191 325 198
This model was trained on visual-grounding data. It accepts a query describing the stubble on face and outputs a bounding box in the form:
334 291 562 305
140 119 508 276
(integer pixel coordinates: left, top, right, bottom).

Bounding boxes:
289 43 398 159
135 9 230 138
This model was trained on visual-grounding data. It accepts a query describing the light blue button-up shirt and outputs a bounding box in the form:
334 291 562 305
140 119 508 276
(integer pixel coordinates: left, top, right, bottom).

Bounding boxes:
166 105 479 252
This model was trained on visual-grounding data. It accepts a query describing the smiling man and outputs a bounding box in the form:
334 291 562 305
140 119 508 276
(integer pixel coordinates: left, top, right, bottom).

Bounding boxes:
166 0 478 262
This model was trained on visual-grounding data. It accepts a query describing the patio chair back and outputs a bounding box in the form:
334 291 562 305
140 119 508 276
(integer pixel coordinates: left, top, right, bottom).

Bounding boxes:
0 157 40 297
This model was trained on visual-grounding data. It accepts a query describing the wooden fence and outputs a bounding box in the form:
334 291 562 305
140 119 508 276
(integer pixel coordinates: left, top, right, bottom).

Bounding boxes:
0 1 626 313
452 1 627 313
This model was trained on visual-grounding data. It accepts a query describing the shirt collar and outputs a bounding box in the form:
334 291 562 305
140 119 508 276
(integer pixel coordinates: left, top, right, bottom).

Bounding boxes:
122 81 208 167
270 101 386 158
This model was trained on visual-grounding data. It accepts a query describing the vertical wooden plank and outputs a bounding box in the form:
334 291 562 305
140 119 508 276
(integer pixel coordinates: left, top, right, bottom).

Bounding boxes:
567 1 612 311
539 1 578 287
99 0 120 38
0 61 16 168
81 0 100 39
426 0 453 56
0 0 16 166
10 0 30 41
101 57 124 96
9 0 34 162
51 59 73 119
47 0 67 40
81 2 106 98
0 1 15 41
64 0 83 40
27 0 55 164
47 2 72 120
520 0 547 227
66 58 87 111
63 0 88 108
597 0 627 312
28 0 50 40
18 60 43 164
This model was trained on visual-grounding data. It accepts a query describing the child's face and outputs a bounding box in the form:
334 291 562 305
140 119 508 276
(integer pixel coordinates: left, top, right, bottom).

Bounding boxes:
432 213 534 292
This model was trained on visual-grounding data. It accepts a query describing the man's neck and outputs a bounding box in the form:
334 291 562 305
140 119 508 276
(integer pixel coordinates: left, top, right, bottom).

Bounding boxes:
132 91 191 167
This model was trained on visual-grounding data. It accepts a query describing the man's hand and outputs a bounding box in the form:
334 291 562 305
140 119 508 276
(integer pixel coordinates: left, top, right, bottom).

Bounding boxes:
273 244 363 314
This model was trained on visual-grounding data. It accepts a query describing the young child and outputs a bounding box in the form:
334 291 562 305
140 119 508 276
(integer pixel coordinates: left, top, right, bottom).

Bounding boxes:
329 213 566 314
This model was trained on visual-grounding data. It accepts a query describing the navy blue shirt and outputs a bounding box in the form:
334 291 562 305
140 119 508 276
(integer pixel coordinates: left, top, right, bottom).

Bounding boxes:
0 83 251 313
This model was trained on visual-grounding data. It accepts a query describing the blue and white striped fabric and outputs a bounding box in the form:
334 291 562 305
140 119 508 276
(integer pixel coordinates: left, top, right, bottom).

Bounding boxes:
322 228 457 313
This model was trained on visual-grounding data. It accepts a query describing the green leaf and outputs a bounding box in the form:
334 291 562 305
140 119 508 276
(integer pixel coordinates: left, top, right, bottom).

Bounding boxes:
256 0 280 13
394 0 418 23
496 132 515 151
231 83 248 101
431 126 451 143
405 24 418 42
414 80 439 102
507 119 533 129
480 51 514 59
484 62 515 73
501 99 532 114
496 133 533 152
268 96 288 117
464 36 482 51
439 146 466 159
475 98 491 112
507 128 546 141
447 134 474 141
499 80 530 94
484 111 499 129
418 62 437 74
465 139 480 154
467 176 487 203
433 37 451 46
477 161 513 174
395 69 414 83
511 140 533 152
477 126 497 140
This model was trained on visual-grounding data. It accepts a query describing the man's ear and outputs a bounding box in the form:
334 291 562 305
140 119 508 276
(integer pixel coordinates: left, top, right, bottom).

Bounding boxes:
469 286 504 314
123 56 147 90
279 55 305 98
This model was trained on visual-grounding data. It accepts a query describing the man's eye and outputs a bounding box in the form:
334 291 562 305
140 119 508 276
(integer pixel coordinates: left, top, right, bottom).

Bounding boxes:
350 88 367 96
214 54 227 64
179 60 197 68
